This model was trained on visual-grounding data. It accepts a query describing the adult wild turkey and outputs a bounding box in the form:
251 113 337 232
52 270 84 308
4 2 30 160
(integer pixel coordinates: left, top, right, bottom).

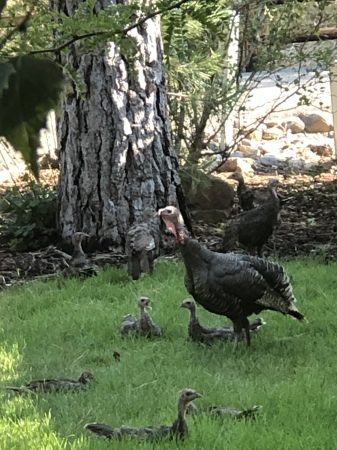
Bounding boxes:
120 297 163 337
180 298 266 345
126 208 156 280
6 371 94 393
159 205 306 349
222 178 281 257
187 402 262 420
84 388 202 441
228 172 255 211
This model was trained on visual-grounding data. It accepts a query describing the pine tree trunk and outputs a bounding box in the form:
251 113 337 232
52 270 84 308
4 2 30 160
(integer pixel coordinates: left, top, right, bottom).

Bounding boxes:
51 0 190 250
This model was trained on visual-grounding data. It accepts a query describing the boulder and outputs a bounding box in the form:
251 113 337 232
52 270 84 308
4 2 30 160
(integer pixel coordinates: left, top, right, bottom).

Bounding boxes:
237 139 260 157
217 157 254 173
262 127 284 140
281 116 305 133
264 119 281 128
307 143 333 157
259 155 280 167
181 175 234 223
298 111 333 133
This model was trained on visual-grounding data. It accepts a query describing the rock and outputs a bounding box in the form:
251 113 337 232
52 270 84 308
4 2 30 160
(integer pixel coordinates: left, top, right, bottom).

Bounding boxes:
259 155 280 167
278 148 297 160
246 129 263 141
307 143 333 157
288 160 313 171
298 111 333 133
262 127 284 140
231 151 244 158
181 175 234 223
237 139 260 157
217 157 254 174
264 119 280 128
281 116 305 133
259 140 284 155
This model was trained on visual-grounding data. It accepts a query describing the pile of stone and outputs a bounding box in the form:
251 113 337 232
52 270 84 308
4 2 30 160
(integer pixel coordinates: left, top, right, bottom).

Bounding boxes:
216 110 335 174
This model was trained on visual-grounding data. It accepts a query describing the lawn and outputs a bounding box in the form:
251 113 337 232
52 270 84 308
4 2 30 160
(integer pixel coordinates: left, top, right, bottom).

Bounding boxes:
0 258 337 450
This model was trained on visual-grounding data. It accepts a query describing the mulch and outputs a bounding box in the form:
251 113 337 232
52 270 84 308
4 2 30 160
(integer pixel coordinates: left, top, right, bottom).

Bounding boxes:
0 169 337 287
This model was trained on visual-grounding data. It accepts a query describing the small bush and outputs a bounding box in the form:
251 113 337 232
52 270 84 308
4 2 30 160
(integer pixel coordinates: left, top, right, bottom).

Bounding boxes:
0 180 58 251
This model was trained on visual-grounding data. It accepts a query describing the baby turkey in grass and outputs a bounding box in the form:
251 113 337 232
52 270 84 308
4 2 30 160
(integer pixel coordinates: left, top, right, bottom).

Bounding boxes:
187 402 262 420
6 371 94 394
120 296 163 337
84 388 202 441
180 298 266 345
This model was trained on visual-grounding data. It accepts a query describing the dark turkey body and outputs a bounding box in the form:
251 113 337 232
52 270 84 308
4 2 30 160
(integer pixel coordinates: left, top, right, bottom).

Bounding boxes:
181 238 300 326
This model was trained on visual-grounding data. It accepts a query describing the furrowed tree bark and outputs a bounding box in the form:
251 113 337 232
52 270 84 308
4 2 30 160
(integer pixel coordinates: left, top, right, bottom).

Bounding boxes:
51 0 191 250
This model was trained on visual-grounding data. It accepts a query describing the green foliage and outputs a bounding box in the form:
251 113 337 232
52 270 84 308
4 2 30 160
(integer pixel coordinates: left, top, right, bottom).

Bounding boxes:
0 179 58 251
162 0 337 166
0 259 336 448
0 0 6 16
0 56 64 179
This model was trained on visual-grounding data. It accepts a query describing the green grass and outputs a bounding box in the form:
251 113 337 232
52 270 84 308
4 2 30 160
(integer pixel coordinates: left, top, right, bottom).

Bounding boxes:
0 258 337 449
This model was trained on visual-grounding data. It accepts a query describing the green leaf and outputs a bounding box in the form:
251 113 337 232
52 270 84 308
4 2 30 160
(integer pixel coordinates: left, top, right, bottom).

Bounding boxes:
0 0 6 17
0 61 15 98
0 55 64 180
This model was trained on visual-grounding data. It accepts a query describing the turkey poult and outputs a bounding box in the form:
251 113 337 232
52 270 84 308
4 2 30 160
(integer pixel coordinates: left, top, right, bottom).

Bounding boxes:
180 299 266 345
228 173 255 211
65 232 97 277
120 297 163 337
222 178 282 257
159 205 306 349
84 388 202 441
6 371 94 393
187 402 262 420
126 208 156 280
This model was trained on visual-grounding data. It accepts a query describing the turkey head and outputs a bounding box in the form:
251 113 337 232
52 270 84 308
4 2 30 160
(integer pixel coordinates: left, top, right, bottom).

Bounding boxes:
158 206 185 244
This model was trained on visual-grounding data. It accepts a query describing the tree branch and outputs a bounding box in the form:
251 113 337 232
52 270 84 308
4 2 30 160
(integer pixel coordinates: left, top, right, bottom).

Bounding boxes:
29 0 193 56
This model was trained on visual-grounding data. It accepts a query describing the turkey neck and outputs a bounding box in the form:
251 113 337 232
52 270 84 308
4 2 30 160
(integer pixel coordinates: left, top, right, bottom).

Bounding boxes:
237 178 247 194
188 306 199 325
140 307 151 325
171 399 188 438
179 236 214 269
72 241 86 258
267 185 280 208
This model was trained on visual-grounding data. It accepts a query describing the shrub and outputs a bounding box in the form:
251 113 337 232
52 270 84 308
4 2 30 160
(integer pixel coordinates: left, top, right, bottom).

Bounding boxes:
0 180 58 251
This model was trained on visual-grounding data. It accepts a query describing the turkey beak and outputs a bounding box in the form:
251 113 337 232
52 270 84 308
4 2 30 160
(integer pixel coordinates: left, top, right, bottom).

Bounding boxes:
194 392 202 399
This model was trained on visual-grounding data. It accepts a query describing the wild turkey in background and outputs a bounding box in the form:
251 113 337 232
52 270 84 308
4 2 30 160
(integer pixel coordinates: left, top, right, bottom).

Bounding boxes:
180 298 266 345
84 388 202 441
222 178 282 257
120 296 163 337
6 371 94 393
228 172 255 211
126 208 156 280
159 205 306 349
187 401 262 420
